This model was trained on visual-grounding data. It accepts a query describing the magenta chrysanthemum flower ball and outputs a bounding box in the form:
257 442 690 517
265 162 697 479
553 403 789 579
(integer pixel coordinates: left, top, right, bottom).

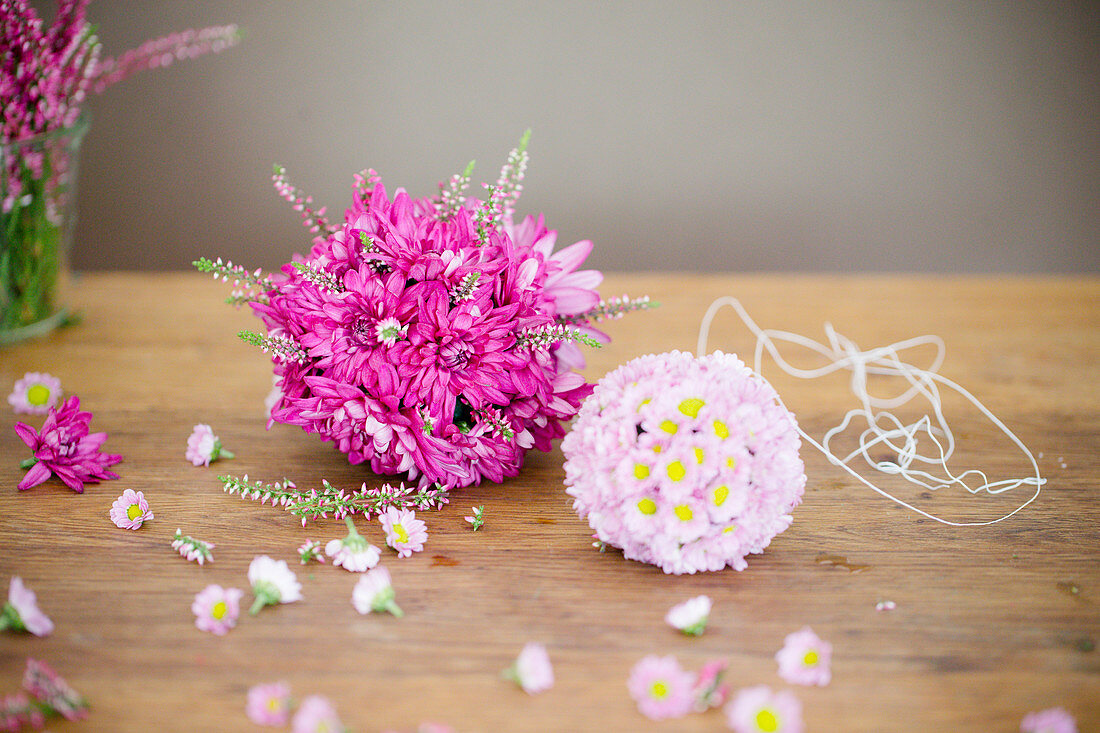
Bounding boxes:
562 350 806 574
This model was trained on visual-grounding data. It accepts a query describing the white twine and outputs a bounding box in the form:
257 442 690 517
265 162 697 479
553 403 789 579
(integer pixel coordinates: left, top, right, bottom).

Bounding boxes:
697 296 1045 526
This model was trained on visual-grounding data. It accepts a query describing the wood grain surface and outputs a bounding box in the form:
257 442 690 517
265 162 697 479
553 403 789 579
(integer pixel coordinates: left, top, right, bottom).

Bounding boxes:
0 273 1097 732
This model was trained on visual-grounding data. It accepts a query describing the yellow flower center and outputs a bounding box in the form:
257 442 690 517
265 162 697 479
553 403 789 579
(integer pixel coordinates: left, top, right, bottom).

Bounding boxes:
211 601 227 620
722 524 736 534
659 420 678 435
650 681 668 699
714 419 729 438
127 504 143 520
756 709 779 732
666 461 686 482
267 697 281 711
678 398 704 418
26 384 51 406
727 456 737 471
636 398 651 413
803 650 819 666
637 498 657 516
674 504 693 521
693 447 705 464
633 463 650 480
652 445 662 454
713 485 729 506
394 523 409 544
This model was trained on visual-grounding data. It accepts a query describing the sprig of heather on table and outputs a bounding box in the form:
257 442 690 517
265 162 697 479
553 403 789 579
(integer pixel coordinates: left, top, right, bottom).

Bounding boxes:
198 133 649 491
219 474 449 526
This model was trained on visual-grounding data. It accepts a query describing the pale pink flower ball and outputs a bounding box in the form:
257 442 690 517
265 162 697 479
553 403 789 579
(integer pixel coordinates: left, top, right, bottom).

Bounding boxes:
1020 707 1077 733
380 507 428 558
7 372 62 414
509 642 554 694
292 695 343 733
666 595 712 635
351 566 403 617
248 555 302 613
563 351 806 574
246 681 292 726
4 577 54 637
726 685 804 733
109 489 153 529
775 626 832 686
627 655 695 720
186 423 227 466
191 584 244 635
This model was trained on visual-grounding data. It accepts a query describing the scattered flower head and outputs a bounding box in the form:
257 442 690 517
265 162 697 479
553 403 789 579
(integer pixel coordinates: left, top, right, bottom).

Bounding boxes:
292 695 343 733
171 528 215 564
248 556 302 614
666 595 712 636
185 424 235 466
23 658 88 721
1020 707 1077 733
14 395 122 493
297 539 326 565
7 372 61 414
246 681 292 727
692 659 730 712
775 626 832 687
325 517 381 572
627 655 695 720
726 685 803 733
109 489 153 529
876 600 896 611
465 505 485 531
1 577 53 637
0 692 44 730
191 584 243 635
562 350 806 574
351 567 402 617
198 135 653 491
380 507 427 558
503 642 554 695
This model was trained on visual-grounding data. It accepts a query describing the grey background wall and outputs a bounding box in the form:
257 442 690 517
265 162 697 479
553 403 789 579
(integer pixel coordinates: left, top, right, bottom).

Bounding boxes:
55 1 1099 273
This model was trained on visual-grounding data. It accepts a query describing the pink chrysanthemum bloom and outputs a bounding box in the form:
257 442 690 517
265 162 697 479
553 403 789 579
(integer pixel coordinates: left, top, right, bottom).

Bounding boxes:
1020 707 1077 733
503 642 554 694
246 681 292 726
351 566 402 617
7 372 62 414
627 655 695 720
1 577 54 637
666 595 712 636
199 134 649 492
292 695 343 733
14 395 122 493
562 350 805 574
380 507 427 558
23 658 87 721
248 556 302 614
325 517 381 571
776 626 832 686
726 685 803 733
185 423 234 466
109 489 153 529
191 584 244 635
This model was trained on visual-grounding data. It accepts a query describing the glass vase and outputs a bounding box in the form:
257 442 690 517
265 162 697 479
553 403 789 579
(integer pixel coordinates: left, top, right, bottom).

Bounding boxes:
0 114 89 344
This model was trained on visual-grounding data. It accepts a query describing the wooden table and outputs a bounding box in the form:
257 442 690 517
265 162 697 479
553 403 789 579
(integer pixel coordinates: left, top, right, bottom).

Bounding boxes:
1 273 1097 732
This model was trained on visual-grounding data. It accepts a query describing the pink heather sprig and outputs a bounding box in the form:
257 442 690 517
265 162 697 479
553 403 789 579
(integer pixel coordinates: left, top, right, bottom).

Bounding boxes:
193 257 273 306
92 24 240 94
272 164 337 240
291 262 345 295
22 658 87 722
515 323 603 350
238 330 309 364
0 692 44 731
449 271 481 304
494 128 530 224
171 528 214 565
557 294 656 326
474 407 515 441
352 168 381 202
434 160 476 221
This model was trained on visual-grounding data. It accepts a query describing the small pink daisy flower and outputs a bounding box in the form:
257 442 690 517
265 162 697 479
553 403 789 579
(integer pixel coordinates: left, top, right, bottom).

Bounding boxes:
109 489 153 530
627 655 695 720
185 424 234 466
666 595 712 635
1 577 54 637
504 642 554 694
775 626 832 686
325 517 381 572
191 584 244 635
292 694 343 733
351 566 403 617
876 600 896 611
380 507 428 558
7 372 62 414
246 681 292 726
726 685 803 733
1021 707 1077 733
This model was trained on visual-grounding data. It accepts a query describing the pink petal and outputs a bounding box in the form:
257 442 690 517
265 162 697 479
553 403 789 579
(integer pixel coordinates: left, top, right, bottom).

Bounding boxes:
550 287 601 314
13 422 38 448
553 269 603 290
18 462 52 491
549 239 594 274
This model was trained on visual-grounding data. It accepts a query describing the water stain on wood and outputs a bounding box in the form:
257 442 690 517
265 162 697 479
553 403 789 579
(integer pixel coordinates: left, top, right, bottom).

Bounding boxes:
431 555 460 567
1056 581 1085 600
815 553 872 573
536 518 556 525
